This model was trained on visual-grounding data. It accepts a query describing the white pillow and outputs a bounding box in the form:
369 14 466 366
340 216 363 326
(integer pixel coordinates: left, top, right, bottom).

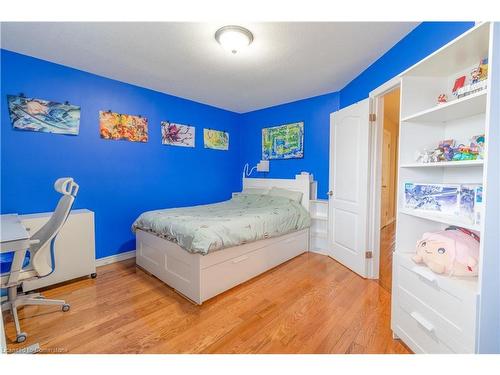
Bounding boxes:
268 187 303 203
242 188 269 195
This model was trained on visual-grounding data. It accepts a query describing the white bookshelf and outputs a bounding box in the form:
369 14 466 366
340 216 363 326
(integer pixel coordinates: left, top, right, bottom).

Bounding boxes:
392 22 500 354
309 200 329 254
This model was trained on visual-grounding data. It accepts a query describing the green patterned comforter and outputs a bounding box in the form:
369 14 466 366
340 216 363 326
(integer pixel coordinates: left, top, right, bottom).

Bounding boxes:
132 194 311 255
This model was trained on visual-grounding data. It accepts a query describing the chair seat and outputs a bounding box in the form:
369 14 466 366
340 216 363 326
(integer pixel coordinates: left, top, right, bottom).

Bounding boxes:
0 251 31 274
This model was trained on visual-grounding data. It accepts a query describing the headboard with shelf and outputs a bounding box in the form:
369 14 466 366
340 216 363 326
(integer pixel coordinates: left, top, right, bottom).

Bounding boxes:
242 173 314 211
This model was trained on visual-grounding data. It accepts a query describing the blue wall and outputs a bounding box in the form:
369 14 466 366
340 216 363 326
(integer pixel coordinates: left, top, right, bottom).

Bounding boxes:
239 92 339 199
0 50 241 259
1 22 476 259
238 22 474 199
339 22 475 108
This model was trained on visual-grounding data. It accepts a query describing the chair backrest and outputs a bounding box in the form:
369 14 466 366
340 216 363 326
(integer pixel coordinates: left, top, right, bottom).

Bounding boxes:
30 178 79 277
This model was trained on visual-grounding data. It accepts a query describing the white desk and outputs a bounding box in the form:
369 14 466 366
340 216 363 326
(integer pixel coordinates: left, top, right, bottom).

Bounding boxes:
1 214 30 253
1 214 31 289
1 214 31 352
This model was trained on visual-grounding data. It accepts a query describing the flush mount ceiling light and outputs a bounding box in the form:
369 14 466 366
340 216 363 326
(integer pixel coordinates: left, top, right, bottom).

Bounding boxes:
215 25 254 54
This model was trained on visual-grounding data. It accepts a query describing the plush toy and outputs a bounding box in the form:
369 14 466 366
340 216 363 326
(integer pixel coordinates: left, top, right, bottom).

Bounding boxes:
412 226 480 276
452 144 477 161
470 135 485 159
430 148 444 163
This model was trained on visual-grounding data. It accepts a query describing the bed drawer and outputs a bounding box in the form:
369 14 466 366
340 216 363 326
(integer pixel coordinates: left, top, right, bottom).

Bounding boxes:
200 230 308 301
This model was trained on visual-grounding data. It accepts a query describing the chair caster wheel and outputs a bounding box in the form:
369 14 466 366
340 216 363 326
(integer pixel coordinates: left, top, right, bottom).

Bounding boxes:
62 304 70 312
16 333 27 343
91 273 97 279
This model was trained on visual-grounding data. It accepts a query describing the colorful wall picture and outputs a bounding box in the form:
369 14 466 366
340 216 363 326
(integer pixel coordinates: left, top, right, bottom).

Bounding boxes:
203 128 229 150
99 111 148 143
7 95 80 135
161 121 195 147
262 121 304 160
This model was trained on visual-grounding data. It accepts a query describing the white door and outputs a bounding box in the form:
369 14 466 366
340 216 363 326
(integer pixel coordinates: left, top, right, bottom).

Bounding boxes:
328 99 371 277
380 129 391 228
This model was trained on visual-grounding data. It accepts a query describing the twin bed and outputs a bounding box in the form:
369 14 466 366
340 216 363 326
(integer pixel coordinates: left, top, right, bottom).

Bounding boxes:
132 175 313 304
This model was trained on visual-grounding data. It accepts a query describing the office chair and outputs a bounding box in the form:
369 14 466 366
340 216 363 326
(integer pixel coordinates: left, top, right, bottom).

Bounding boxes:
1 177 79 343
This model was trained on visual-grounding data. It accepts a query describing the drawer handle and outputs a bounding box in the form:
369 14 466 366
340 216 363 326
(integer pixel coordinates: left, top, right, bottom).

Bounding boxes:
410 311 435 333
411 266 437 283
232 255 249 264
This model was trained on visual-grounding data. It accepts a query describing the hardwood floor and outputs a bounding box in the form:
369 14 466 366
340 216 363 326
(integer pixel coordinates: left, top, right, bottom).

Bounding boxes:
4 252 410 354
379 222 395 293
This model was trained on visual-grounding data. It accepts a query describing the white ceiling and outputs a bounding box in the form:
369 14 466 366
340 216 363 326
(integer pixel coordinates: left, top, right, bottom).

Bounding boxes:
1 22 418 113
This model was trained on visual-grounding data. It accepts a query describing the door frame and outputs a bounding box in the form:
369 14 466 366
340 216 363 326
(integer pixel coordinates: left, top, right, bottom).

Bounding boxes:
380 128 392 229
366 76 401 279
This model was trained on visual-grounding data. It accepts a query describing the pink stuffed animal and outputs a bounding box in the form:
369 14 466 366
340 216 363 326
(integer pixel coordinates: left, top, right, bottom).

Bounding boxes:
412 227 480 276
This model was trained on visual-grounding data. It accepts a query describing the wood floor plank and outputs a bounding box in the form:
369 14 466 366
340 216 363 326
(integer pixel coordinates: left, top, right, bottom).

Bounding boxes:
3 252 410 354
379 222 395 293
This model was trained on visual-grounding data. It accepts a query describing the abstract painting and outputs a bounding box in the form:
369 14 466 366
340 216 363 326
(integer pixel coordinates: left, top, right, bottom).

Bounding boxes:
161 122 195 147
7 95 80 135
262 121 304 160
204 128 229 150
99 111 148 143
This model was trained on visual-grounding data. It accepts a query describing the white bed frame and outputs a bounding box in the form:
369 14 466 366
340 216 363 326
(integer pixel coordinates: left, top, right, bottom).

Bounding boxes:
135 174 312 304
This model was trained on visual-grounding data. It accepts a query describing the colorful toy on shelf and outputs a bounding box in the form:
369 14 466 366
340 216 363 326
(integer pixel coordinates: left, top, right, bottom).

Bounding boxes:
471 66 481 84
453 58 489 99
439 139 455 161
478 58 488 81
415 135 485 164
430 148 443 163
416 149 433 163
470 134 485 159
452 76 466 97
437 94 448 104
412 226 480 276
452 144 477 161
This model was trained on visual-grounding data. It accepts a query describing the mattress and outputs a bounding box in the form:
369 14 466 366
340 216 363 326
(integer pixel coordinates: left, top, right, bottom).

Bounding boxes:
132 193 311 255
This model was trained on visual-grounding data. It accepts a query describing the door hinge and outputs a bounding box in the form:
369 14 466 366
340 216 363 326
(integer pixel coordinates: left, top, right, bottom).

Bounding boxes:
365 251 373 259
369 113 376 122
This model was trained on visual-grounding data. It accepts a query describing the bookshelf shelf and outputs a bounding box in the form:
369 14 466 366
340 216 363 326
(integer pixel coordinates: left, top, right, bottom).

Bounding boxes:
399 209 480 232
401 90 487 123
400 160 484 168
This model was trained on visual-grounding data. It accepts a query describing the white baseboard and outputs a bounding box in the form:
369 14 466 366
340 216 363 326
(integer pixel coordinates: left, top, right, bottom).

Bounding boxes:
95 250 136 268
309 248 329 256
